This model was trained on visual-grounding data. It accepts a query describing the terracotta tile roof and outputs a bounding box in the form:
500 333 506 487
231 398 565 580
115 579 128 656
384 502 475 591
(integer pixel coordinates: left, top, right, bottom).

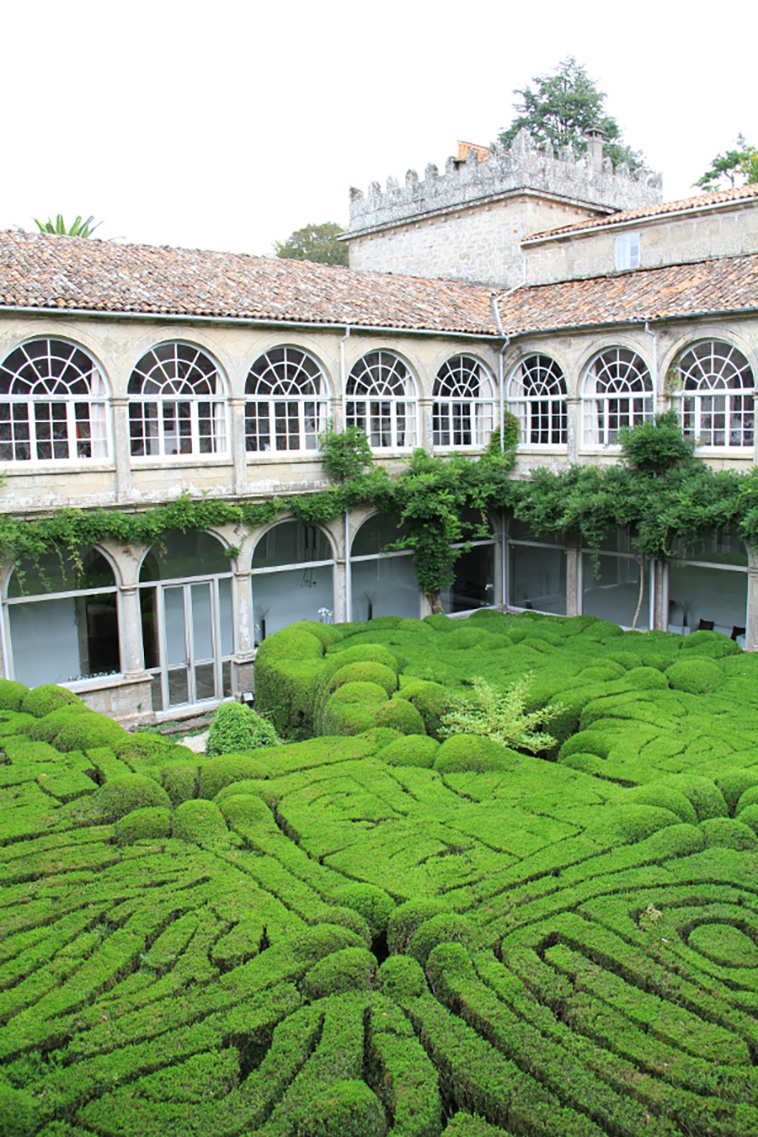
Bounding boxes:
524 183 758 242
495 253 758 335
0 230 497 336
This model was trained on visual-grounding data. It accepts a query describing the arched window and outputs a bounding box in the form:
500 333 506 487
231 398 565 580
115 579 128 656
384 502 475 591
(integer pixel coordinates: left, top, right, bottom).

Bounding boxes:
5 547 119 685
433 355 494 448
509 354 567 446
245 347 327 453
346 351 417 450
128 343 227 458
673 341 754 449
251 521 335 639
350 513 420 620
0 338 109 462
583 348 653 446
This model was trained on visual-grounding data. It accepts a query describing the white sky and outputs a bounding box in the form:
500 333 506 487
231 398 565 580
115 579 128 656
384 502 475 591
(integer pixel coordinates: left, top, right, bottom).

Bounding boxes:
3 0 756 257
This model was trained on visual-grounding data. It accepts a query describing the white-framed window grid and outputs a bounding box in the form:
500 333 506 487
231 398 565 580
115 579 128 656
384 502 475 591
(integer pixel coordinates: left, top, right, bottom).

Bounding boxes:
0 338 110 463
509 354 568 446
245 347 327 454
615 231 641 271
128 343 228 458
672 341 754 449
583 348 653 446
433 355 494 448
346 351 417 450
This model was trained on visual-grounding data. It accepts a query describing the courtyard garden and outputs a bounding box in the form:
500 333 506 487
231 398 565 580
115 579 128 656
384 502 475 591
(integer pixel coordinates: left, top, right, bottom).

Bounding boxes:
2 610 758 1135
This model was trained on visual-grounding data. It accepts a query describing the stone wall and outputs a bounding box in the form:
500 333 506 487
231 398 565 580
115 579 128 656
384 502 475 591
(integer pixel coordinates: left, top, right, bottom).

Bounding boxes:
346 129 663 286
523 200 758 285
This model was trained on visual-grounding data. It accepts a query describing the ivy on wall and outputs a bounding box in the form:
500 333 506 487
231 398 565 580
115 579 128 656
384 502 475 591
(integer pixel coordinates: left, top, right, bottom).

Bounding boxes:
1 416 757 602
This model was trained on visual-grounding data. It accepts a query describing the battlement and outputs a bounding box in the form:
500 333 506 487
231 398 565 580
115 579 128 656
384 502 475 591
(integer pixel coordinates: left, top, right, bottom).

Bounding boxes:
346 129 663 239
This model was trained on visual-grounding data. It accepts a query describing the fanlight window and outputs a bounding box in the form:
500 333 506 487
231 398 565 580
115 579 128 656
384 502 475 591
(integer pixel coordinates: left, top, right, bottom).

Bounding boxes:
128 343 227 457
433 355 494 448
509 354 567 445
674 341 754 448
346 351 417 450
245 347 327 453
583 348 653 446
0 338 109 462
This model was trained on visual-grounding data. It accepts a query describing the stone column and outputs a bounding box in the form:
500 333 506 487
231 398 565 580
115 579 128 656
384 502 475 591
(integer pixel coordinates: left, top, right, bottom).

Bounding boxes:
228 397 248 495
566 397 580 465
119 587 145 674
418 399 434 452
652 561 667 631
566 536 581 617
111 396 132 503
746 545 758 653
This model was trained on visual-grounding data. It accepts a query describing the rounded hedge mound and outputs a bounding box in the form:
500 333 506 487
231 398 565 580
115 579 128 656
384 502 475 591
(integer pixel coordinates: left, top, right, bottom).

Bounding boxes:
406 913 473 966
52 712 128 752
379 735 439 769
375 699 425 735
376 955 427 999
302 946 376 999
173 799 231 847
27 704 89 743
624 666 670 689
86 775 171 822
665 657 725 694
113 732 175 764
328 662 398 696
560 730 610 760
114 806 172 846
388 899 448 955
434 735 516 774
328 883 394 939
0 679 29 712
198 754 270 799
700 817 758 850
297 1079 387 1137
21 684 83 718
393 680 448 739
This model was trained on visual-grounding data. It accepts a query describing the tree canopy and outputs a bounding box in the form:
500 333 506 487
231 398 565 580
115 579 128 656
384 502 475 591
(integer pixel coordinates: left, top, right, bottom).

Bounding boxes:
499 57 647 172
695 134 758 190
33 214 101 237
274 221 348 266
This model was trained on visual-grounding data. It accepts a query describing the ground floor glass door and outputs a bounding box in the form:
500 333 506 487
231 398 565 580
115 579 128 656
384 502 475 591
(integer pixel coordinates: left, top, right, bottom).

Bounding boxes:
143 577 233 712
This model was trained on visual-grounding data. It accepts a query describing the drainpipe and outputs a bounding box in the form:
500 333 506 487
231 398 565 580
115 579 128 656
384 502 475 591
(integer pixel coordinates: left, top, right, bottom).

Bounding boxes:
340 327 352 620
490 294 512 608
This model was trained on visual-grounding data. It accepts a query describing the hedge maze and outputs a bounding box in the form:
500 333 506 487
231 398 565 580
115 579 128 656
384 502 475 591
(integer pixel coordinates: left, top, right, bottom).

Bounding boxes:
2 612 758 1135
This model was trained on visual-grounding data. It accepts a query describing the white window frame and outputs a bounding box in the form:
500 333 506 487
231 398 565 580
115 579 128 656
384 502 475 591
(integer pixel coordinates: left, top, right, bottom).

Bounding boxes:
433 355 495 449
128 342 228 459
672 340 754 450
508 354 568 446
346 351 417 451
582 348 653 447
615 231 641 271
0 338 111 464
245 347 328 454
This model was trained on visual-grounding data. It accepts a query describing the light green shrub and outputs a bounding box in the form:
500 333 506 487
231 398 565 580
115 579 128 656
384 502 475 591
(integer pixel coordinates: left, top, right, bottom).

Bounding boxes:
375 699 425 735
376 955 427 999
206 701 280 758
113 732 175 764
328 662 398 696
665 657 725 694
0 679 29 712
21 684 83 718
114 806 172 845
439 675 560 753
700 817 758 850
27 704 89 742
82 774 171 822
329 883 394 939
434 734 515 774
393 680 448 739
625 666 669 689
173 799 231 847
302 947 376 999
380 735 439 769
52 712 127 752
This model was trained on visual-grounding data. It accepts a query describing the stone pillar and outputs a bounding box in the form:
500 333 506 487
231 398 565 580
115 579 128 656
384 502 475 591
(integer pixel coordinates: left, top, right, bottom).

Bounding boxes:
111 396 132 503
745 545 758 653
119 587 145 674
566 536 581 617
566 397 580 464
228 397 248 495
418 399 434 452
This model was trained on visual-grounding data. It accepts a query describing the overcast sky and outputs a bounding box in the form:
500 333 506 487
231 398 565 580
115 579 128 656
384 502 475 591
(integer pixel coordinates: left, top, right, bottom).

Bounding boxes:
3 0 756 258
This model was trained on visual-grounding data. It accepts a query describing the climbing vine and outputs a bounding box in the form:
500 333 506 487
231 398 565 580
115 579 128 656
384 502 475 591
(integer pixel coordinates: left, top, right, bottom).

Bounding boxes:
1 417 757 602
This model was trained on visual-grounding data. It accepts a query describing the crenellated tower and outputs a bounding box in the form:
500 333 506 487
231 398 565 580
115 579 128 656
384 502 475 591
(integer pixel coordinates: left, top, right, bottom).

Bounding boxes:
344 129 663 288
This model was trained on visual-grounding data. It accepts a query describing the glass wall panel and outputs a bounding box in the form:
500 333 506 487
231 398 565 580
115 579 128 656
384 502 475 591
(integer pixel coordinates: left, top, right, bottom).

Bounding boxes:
441 544 496 613
509 544 567 614
140 530 229 581
581 552 648 629
252 521 331 568
252 564 334 639
351 555 420 620
668 531 747 637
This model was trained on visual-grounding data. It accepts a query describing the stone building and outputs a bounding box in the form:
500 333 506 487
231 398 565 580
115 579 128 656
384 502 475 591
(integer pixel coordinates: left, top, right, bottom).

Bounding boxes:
1 131 757 722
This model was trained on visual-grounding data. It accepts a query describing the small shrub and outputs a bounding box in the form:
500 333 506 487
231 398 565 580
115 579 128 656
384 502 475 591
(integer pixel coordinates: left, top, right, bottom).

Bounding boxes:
0 679 29 712
394 680 448 739
206 701 280 758
329 883 394 939
173 799 231 847
302 946 376 999
376 955 427 999
665 657 725 694
22 684 83 718
439 675 560 754
380 735 439 769
52 712 127 752
114 807 172 845
434 734 516 774
375 699 425 735
84 775 171 822
296 1079 387 1137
